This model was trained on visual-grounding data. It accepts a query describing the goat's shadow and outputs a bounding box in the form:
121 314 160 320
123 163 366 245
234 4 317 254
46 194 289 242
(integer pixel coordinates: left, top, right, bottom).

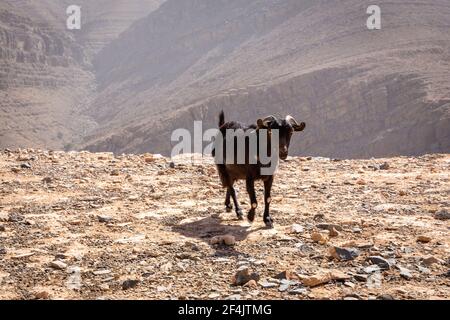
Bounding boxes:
172 214 266 257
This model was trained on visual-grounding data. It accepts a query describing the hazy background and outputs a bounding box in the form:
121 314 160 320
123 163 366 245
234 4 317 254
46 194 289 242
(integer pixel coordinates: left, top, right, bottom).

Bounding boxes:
1 0 449 158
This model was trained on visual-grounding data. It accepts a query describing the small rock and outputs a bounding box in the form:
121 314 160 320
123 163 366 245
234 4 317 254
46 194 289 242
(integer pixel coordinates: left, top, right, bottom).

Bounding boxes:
50 260 67 270
110 170 120 176
97 215 113 223
208 293 221 299
0 225 5 232
210 235 236 246
367 256 391 270
421 256 441 267
274 270 299 280
278 283 290 292
329 227 340 237
20 163 31 169
316 223 343 232
398 267 413 280
0 248 6 255
311 232 327 244
291 224 304 234
417 235 432 243
329 246 360 261
169 162 175 169
344 281 355 288
379 162 390 170
434 210 450 221
377 294 395 300
354 274 368 282
93 269 112 276
232 267 260 286
122 279 140 290
288 288 308 295
225 294 241 300
364 265 381 274
144 156 155 163
352 227 362 234
34 291 50 300
244 280 258 289
259 280 278 289
42 177 52 184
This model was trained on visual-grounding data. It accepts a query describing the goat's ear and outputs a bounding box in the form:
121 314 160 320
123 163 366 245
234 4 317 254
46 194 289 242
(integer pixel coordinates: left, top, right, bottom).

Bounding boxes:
286 115 306 132
257 118 268 129
257 115 277 129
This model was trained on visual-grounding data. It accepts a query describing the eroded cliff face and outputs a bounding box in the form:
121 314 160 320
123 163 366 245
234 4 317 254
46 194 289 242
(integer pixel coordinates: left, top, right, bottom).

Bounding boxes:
0 1 165 150
0 7 95 150
80 0 450 158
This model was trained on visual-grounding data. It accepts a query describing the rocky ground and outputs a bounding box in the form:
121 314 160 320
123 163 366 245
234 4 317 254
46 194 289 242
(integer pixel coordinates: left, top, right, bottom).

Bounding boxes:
0 149 449 300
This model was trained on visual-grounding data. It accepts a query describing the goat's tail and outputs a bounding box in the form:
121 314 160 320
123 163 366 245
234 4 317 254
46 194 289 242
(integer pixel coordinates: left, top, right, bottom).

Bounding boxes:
219 110 225 128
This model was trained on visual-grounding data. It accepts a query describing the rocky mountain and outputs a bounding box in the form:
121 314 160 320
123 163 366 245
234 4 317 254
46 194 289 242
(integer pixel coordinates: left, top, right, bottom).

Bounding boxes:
1 149 449 299
1 0 449 158
0 0 164 150
79 0 450 158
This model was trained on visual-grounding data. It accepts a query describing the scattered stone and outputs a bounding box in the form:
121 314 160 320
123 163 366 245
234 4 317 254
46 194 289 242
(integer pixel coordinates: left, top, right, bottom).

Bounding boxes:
210 235 236 246
93 269 112 276
379 162 390 170
377 294 395 300
329 246 360 261
34 291 50 300
50 260 68 270
278 283 290 292
244 280 258 289
110 169 120 176
169 162 175 169
421 256 441 267
354 274 368 282
417 235 432 243
97 215 113 223
288 288 308 295
259 280 278 289
0 225 5 232
344 281 355 288
274 270 299 280
367 256 391 270
122 280 140 290
352 227 362 234
0 248 6 255
316 223 343 232
232 267 260 286
291 224 304 234
20 162 31 169
311 232 327 244
433 210 450 221
364 265 381 274
225 294 241 300
329 227 340 237
42 177 52 184
397 267 413 280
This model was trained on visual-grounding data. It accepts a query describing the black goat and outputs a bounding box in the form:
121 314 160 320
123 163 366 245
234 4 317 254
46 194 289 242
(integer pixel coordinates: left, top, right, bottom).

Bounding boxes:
212 111 305 228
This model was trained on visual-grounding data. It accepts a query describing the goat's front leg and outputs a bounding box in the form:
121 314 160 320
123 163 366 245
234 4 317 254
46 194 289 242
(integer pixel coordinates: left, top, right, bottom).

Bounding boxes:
228 185 243 220
263 176 274 228
246 177 257 222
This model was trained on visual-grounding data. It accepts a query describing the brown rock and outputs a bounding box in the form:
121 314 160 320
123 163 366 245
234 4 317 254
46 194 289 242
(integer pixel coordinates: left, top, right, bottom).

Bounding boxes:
417 235 432 243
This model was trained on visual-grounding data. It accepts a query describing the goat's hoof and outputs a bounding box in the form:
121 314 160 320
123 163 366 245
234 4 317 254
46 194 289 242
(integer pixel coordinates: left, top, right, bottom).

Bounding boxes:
247 211 255 222
236 210 244 220
264 219 274 229
225 205 233 213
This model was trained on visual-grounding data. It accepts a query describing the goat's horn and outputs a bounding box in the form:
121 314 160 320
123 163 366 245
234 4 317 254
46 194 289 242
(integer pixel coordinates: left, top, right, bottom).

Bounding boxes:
286 115 306 131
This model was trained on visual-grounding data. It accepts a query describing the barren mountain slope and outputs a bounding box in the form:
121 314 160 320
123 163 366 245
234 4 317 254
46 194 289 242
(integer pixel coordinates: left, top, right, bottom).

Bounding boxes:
80 0 450 158
0 1 164 150
0 149 449 299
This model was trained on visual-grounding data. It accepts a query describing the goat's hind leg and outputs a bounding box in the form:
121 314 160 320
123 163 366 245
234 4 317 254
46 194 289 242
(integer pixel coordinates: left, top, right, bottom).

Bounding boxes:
228 185 243 220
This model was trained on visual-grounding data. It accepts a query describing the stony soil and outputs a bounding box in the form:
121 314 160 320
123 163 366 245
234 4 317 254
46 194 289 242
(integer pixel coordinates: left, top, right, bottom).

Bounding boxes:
0 149 449 300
